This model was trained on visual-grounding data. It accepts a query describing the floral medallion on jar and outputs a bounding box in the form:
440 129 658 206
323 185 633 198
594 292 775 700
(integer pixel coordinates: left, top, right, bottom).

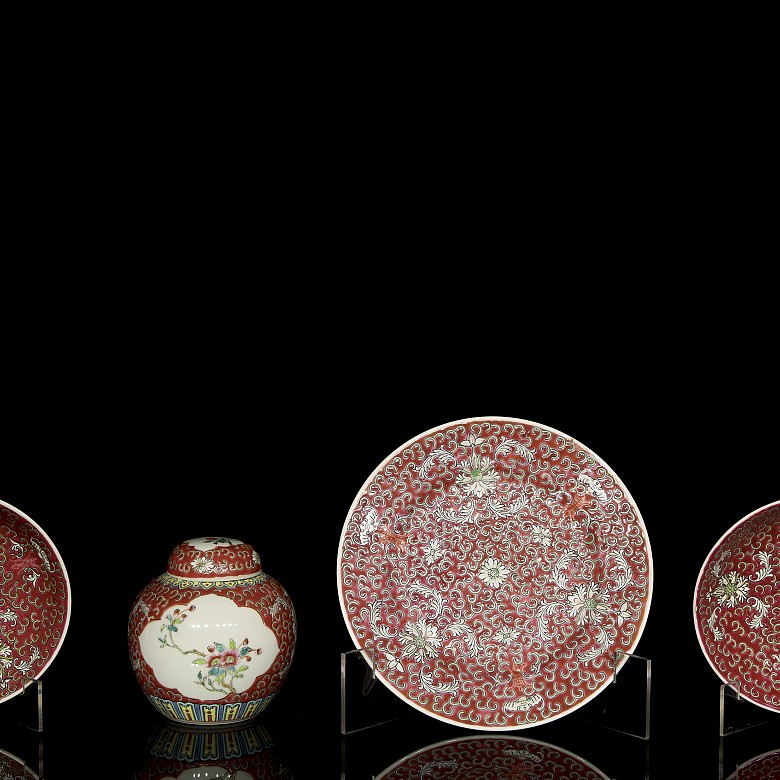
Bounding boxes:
337 417 653 729
694 500 780 713
128 537 296 725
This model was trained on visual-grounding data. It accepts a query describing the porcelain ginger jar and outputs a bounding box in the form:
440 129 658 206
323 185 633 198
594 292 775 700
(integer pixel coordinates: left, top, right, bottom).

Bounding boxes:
128 537 296 725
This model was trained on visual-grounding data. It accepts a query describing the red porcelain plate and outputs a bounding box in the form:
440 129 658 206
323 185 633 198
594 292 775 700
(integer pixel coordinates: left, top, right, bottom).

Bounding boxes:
694 500 780 713
375 734 609 780
0 498 71 703
337 417 653 729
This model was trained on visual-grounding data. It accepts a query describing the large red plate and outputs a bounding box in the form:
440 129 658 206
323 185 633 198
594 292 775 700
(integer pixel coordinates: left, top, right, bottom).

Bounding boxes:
337 417 653 729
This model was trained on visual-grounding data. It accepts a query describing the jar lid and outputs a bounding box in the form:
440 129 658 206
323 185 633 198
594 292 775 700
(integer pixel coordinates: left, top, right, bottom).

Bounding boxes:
166 537 262 580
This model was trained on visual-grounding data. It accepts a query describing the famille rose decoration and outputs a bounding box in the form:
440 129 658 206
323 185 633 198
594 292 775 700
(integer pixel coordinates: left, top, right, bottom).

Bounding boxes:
0 498 71 704
375 735 609 780
128 537 296 725
694 500 780 713
337 417 653 730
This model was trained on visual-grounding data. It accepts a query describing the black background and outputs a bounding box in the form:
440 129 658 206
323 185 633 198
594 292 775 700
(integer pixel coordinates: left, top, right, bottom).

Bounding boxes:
0 24 776 775
0 306 777 778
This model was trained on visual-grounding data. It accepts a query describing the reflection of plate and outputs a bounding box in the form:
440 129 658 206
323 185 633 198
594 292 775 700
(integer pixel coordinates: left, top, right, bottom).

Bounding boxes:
337 417 653 729
0 747 38 779
0 498 71 703
375 734 609 780
726 748 780 780
694 500 780 713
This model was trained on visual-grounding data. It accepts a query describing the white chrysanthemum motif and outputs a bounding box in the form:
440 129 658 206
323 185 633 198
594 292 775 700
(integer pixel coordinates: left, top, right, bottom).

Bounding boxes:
422 538 443 565
713 571 750 608
530 525 552 547
399 619 442 663
191 555 228 575
455 454 499 498
494 626 520 646
567 582 610 626
479 557 510 588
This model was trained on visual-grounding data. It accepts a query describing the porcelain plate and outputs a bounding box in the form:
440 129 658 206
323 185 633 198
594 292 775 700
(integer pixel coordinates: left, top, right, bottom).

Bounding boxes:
337 417 653 729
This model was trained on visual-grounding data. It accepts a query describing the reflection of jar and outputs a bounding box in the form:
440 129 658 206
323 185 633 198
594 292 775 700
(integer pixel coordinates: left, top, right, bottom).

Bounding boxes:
135 720 293 780
128 537 296 726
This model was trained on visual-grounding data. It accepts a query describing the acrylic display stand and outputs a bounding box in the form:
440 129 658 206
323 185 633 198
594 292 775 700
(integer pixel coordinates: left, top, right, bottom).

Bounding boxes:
342 647 650 738
341 647 651 779
718 682 780 780
719 681 778 736
341 646 408 736
571 649 651 740
0 678 44 777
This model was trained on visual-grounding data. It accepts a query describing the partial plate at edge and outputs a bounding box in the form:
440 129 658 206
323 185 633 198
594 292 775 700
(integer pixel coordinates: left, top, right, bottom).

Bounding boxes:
0 498 71 703
694 499 780 713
